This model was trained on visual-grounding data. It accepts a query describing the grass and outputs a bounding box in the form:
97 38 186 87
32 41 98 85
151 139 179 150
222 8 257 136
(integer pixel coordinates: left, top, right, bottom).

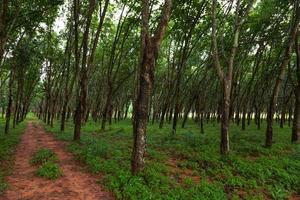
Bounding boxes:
30 148 58 165
44 118 300 200
30 148 61 180
36 161 62 180
0 118 28 195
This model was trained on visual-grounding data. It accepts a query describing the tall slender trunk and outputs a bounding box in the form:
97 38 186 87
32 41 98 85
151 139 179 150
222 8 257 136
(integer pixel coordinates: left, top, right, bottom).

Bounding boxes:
220 80 231 154
60 93 69 131
85 105 90 123
159 103 168 129
47 98 51 125
211 0 253 154
266 4 300 147
13 92 19 128
5 71 13 134
242 110 246 130
124 103 129 119
182 97 195 128
73 0 96 141
292 30 300 142
131 0 171 175
0 0 8 62
132 53 155 174
172 74 181 134
200 113 204 134
292 88 300 142
101 85 112 130
74 68 88 140
60 23 72 131
288 107 292 127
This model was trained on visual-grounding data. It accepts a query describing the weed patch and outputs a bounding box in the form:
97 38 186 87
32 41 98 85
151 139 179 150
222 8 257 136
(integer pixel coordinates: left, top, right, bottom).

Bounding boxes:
31 148 62 180
44 119 300 199
36 161 62 180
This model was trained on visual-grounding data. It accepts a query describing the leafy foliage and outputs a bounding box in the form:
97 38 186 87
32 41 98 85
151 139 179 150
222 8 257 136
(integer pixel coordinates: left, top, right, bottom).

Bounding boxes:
30 148 61 180
30 148 58 166
36 161 62 180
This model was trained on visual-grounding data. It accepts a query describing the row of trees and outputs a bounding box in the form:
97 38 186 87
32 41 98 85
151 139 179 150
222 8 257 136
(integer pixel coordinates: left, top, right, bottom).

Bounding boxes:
0 0 63 133
1 0 300 174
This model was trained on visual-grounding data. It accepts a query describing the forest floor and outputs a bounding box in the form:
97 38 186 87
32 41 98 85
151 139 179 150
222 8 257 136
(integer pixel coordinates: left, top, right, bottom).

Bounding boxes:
1 121 114 200
43 118 300 200
1 115 300 200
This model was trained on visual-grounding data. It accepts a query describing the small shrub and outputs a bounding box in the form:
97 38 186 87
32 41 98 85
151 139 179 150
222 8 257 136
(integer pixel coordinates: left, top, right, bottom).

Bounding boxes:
30 148 57 165
268 185 288 200
31 148 62 180
86 157 102 174
36 161 62 180
0 174 8 195
183 177 194 186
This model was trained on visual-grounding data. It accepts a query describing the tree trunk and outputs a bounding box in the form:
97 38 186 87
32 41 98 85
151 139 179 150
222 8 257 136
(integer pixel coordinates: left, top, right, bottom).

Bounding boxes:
292 87 300 142
266 4 300 147
242 110 246 130
211 0 254 154
131 53 155 174
131 0 171 175
220 81 231 154
181 97 195 128
0 0 8 62
247 112 251 125
60 94 68 131
101 86 112 130
292 30 300 142
159 103 168 129
73 0 96 141
5 71 13 134
200 113 204 134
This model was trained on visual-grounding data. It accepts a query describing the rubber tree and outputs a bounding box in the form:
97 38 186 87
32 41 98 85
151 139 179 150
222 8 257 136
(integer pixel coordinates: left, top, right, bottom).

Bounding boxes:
73 0 96 141
211 0 254 154
292 30 300 142
265 1 300 147
131 0 172 175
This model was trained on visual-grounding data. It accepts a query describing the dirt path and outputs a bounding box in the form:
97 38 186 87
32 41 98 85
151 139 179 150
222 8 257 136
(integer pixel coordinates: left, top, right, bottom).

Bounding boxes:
2 122 114 200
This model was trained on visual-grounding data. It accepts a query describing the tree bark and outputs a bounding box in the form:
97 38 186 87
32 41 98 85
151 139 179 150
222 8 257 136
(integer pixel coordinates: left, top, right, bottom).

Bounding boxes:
220 81 231 154
266 3 300 147
101 85 112 130
0 0 8 63
242 110 246 130
212 0 253 154
60 22 73 132
131 0 172 175
5 71 13 134
292 30 300 142
74 0 96 141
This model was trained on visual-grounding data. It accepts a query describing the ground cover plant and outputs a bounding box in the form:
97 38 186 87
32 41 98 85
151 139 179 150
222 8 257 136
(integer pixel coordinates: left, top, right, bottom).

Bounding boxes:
30 148 61 180
44 119 300 200
36 161 62 180
0 119 27 194
30 148 58 165
1 0 300 199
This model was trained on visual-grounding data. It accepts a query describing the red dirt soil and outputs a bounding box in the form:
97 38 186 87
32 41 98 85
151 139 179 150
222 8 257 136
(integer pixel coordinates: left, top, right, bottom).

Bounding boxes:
2 122 114 200
167 158 200 184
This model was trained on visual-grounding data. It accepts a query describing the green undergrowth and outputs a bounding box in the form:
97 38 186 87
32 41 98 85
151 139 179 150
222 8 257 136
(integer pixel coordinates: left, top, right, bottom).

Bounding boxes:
31 148 61 180
30 148 58 165
44 118 300 200
0 118 27 195
36 161 62 180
